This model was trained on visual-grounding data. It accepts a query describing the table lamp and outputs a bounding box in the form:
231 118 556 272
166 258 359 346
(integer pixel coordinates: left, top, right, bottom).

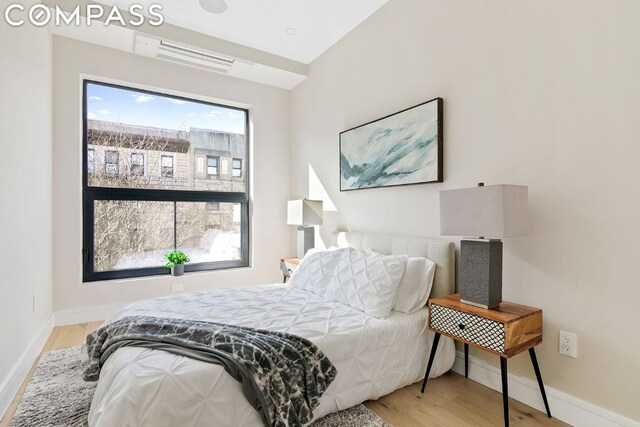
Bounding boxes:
287 199 323 258
440 183 528 309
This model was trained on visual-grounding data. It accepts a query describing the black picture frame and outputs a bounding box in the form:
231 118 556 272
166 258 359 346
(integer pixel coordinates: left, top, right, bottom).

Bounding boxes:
339 97 443 191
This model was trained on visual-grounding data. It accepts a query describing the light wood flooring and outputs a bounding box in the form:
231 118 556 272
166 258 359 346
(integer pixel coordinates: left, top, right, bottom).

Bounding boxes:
1 322 569 427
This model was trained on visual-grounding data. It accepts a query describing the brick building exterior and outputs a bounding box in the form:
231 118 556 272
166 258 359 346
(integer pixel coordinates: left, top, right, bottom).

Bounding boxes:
86 120 246 271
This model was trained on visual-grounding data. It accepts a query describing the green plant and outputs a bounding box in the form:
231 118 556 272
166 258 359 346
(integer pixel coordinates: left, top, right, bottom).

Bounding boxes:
164 251 190 269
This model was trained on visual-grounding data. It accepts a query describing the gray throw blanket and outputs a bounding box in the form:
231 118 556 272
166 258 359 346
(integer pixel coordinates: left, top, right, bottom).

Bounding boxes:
83 316 337 427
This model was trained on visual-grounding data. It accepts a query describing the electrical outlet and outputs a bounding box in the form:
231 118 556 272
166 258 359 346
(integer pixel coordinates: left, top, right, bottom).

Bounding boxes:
32 295 36 313
559 331 578 357
171 283 184 293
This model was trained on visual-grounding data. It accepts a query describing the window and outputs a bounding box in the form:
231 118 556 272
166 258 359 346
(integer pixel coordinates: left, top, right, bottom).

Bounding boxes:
161 155 174 178
232 158 242 177
130 153 145 176
207 156 219 176
83 80 249 282
87 149 95 174
105 151 119 175
196 156 205 174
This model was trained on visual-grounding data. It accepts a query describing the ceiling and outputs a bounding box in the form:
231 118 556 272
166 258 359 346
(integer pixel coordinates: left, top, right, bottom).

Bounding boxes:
99 0 389 64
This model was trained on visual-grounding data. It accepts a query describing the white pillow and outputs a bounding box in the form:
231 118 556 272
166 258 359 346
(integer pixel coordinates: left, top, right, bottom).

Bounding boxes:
288 248 346 298
392 257 436 314
325 248 408 319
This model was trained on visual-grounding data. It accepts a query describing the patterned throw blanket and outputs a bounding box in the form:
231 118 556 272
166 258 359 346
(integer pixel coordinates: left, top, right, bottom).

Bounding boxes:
83 316 337 427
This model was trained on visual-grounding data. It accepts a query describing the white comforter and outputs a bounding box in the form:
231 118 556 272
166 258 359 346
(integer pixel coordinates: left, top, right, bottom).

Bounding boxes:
88 284 455 427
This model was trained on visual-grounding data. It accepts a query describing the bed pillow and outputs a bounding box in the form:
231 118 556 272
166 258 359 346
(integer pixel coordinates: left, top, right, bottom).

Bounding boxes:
288 248 346 298
325 248 408 318
392 257 436 314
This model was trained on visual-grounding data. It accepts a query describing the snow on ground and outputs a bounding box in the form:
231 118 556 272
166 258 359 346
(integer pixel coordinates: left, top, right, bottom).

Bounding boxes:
114 229 241 270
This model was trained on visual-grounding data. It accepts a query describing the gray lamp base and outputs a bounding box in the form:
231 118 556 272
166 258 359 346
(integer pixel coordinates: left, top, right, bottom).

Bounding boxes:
296 226 315 258
459 239 503 309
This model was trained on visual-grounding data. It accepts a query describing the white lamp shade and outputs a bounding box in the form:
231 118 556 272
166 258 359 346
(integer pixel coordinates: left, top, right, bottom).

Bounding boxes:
440 184 528 238
287 199 323 226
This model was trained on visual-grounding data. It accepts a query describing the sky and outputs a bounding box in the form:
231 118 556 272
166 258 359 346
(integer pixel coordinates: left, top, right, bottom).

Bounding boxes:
86 83 246 134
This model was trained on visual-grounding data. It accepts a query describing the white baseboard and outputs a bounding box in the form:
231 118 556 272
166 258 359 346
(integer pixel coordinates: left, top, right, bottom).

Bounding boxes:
54 303 123 326
0 303 122 420
0 314 54 421
452 351 639 427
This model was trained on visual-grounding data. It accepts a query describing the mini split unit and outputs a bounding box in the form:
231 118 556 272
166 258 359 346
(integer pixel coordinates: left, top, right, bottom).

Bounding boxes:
134 34 254 76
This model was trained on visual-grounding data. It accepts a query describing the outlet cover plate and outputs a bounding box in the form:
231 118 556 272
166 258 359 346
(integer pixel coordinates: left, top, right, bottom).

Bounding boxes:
559 331 578 358
171 283 184 293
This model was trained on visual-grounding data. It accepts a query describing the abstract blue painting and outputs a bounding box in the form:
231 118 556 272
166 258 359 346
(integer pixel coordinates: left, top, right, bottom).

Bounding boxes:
340 98 443 191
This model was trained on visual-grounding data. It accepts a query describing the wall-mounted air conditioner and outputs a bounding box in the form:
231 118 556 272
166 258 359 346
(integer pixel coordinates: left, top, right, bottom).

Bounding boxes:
133 34 254 76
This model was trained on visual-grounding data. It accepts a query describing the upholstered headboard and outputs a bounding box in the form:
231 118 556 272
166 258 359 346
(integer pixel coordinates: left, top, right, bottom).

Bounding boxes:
336 231 456 298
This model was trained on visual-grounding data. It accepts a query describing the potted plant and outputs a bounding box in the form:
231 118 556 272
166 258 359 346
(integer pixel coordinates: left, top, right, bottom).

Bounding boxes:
165 251 190 276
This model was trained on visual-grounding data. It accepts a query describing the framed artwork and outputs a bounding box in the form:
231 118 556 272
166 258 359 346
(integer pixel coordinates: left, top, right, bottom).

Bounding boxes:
339 97 443 191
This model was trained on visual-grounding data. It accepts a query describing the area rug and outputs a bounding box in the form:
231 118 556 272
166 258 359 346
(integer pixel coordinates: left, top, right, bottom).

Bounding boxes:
11 346 391 427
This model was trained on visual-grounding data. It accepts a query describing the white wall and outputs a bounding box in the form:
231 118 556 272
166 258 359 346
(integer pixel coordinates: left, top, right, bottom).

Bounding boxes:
52 36 291 313
0 13 53 417
291 0 640 421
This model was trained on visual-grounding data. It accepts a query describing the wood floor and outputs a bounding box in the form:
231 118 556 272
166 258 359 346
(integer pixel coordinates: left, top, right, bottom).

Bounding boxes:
0 322 103 427
1 322 569 427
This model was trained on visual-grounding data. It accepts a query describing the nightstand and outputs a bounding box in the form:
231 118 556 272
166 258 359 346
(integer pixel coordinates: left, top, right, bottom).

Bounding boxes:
280 257 300 283
421 294 551 427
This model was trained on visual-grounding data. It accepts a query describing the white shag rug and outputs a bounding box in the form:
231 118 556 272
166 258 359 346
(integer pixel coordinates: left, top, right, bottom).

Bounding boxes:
11 347 391 427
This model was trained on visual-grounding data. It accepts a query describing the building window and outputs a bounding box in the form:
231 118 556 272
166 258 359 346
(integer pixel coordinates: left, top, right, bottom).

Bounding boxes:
196 156 205 174
207 156 219 176
161 155 174 178
83 80 249 282
130 153 145 176
232 158 242 177
105 151 119 175
87 149 95 174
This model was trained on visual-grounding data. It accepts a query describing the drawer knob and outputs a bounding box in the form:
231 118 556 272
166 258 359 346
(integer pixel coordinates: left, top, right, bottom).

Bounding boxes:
458 323 466 330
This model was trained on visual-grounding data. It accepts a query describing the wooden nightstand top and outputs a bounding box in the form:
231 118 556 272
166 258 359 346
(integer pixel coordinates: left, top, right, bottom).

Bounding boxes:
280 258 301 283
429 294 541 324
428 294 543 358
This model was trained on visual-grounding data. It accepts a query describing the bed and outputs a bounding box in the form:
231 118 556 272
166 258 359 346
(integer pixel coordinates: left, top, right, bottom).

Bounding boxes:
87 232 457 427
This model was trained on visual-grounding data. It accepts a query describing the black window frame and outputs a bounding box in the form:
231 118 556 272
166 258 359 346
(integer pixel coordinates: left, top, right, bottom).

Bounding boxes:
232 158 242 178
82 80 250 283
206 155 219 176
104 150 119 175
160 154 175 178
130 152 145 176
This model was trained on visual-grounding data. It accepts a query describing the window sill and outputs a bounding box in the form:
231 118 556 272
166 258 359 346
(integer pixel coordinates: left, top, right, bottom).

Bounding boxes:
83 264 253 285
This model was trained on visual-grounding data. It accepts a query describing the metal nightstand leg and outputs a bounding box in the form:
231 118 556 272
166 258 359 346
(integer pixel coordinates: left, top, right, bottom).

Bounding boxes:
500 357 509 427
529 348 552 418
420 333 441 393
464 343 469 378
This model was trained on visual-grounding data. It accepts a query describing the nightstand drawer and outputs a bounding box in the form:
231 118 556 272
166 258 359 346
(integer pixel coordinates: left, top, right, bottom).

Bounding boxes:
430 304 505 353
